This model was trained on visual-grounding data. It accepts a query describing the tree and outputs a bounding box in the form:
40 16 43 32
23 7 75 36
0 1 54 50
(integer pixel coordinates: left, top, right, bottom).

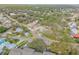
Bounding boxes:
28 39 46 53
2 47 10 55
0 26 7 33
48 42 77 55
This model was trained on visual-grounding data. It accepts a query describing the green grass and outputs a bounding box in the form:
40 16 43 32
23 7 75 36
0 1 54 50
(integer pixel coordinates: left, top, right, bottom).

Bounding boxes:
42 32 57 40
49 42 77 55
17 40 27 48
6 39 19 44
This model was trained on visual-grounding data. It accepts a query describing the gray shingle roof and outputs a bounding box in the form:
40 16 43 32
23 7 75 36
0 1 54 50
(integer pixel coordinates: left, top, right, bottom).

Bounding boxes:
22 48 35 55
9 48 22 55
43 51 55 55
9 48 35 55
9 48 55 55
32 52 42 55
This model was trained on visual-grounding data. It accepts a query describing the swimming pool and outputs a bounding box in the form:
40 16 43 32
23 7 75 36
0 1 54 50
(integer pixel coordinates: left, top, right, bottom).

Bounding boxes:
0 38 5 45
0 38 17 50
0 38 10 48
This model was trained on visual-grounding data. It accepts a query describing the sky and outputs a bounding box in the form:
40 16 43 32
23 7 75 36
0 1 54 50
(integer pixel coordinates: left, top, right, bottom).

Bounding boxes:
0 0 79 4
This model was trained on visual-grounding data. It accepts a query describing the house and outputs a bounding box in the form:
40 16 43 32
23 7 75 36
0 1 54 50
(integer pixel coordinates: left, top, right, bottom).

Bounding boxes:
6 44 16 49
9 13 16 16
15 27 23 33
24 32 29 36
27 38 33 43
3 20 12 28
12 36 24 41
0 14 12 28
9 48 35 55
21 48 35 55
9 48 22 55
43 51 55 55
32 52 42 55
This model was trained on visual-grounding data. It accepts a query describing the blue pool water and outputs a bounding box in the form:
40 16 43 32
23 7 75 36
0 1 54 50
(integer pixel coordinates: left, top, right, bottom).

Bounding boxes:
0 38 10 48
0 39 5 45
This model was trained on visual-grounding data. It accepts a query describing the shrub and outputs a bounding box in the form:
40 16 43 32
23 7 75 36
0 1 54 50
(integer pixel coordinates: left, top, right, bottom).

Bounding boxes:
0 26 7 33
75 39 79 43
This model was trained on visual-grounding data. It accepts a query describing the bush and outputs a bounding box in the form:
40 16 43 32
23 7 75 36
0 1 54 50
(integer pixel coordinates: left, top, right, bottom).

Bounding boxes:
27 39 46 53
75 39 79 43
0 26 7 33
